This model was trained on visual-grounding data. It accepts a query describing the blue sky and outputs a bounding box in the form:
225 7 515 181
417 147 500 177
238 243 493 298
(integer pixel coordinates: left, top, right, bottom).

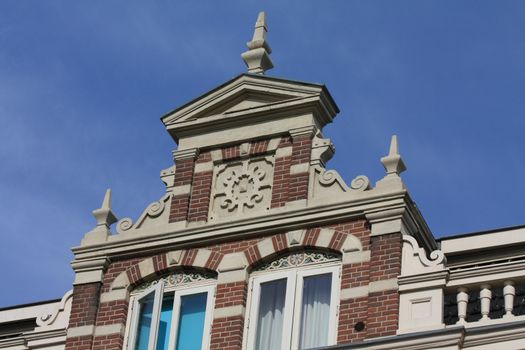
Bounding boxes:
1 1 524 306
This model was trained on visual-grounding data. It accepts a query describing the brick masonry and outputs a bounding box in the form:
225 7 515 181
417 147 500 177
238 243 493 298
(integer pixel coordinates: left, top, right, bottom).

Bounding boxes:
66 218 404 350
289 135 312 201
271 136 292 208
65 283 102 350
168 157 196 223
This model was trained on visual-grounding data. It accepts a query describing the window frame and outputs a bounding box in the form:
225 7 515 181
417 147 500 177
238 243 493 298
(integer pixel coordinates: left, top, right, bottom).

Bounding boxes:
127 282 164 350
125 279 216 350
167 284 215 350
244 261 341 350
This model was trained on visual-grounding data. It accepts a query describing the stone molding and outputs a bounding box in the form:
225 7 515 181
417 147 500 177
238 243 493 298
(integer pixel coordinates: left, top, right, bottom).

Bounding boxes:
36 290 73 332
117 193 172 235
72 193 417 260
71 257 110 285
401 235 445 276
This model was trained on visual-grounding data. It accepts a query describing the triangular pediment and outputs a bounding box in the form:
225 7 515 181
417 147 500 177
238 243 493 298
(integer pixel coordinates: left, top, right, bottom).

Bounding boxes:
162 74 334 125
161 73 339 146
195 90 298 120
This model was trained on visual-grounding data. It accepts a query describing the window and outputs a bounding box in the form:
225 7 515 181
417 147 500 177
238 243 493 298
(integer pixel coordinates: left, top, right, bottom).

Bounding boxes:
126 272 215 350
245 251 341 350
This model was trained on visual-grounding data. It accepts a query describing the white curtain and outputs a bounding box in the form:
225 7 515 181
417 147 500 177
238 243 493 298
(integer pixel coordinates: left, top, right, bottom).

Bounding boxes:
255 278 287 350
299 273 332 349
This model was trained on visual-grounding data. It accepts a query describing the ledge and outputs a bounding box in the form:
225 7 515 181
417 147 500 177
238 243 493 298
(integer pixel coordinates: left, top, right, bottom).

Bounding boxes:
72 191 411 261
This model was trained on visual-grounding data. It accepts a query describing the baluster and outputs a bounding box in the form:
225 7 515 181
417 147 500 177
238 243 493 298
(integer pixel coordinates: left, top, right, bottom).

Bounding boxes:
456 287 469 324
480 284 492 320
503 281 515 318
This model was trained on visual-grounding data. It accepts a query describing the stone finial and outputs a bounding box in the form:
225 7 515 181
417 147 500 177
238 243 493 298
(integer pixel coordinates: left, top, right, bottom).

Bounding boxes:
241 11 274 74
92 189 118 228
381 135 407 177
81 189 118 246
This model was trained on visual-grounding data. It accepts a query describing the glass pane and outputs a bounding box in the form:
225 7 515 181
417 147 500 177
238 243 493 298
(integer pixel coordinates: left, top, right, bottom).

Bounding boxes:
135 292 155 350
156 293 174 350
299 273 332 349
255 278 287 350
175 292 208 350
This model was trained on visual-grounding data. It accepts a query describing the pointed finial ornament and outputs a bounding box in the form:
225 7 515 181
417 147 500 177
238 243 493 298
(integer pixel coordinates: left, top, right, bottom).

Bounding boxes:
381 135 407 176
81 189 118 246
92 189 118 228
241 11 274 74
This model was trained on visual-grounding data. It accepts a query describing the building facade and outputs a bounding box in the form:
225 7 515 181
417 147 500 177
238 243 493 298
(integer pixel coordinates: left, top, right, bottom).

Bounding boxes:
1 12 525 350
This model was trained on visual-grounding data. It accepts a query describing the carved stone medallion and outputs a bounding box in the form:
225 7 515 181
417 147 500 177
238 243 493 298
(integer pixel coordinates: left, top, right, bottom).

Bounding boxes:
209 156 274 220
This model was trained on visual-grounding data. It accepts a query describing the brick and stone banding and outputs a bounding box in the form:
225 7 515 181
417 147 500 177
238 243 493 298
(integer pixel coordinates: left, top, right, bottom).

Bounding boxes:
288 135 312 201
169 157 196 222
270 136 292 208
249 139 269 155
66 216 404 350
65 283 102 350
221 145 240 160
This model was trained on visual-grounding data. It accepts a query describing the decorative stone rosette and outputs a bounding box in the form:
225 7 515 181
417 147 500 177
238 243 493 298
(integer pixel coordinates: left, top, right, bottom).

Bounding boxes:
209 156 274 220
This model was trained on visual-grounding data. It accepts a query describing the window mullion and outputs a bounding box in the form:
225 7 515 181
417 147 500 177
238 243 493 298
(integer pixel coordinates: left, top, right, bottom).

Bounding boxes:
328 267 341 345
290 271 304 350
167 290 181 350
127 297 139 350
282 271 298 350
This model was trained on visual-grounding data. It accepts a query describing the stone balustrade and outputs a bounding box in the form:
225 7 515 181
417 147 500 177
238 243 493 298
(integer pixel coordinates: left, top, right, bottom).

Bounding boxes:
444 280 525 326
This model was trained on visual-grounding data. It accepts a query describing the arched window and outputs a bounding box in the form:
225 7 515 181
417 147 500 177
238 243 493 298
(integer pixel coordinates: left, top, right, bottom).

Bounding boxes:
245 250 341 350
125 270 216 350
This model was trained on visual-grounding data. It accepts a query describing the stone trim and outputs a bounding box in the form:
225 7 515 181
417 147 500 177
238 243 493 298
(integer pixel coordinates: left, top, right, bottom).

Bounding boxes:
93 324 125 336
99 289 128 303
340 278 399 300
66 325 94 338
213 305 245 319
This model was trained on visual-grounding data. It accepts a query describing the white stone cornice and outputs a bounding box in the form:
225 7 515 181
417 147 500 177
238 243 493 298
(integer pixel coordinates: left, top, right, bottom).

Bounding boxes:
172 147 199 161
70 257 110 284
289 125 317 140
447 260 525 288
364 196 437 253
398 270 449 292
72 192 408 261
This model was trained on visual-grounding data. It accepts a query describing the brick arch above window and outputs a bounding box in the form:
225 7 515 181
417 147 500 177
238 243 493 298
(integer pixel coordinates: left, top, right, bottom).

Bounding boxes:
110 248 224 291
243 228 364 268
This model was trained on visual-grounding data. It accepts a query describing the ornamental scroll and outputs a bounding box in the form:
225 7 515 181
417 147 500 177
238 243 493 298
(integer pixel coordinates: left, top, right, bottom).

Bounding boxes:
209 155 275 220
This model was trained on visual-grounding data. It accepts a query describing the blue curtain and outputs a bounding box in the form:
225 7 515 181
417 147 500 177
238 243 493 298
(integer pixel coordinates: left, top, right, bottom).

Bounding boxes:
175 292 208 350
135 293 155 350
156 293 174 350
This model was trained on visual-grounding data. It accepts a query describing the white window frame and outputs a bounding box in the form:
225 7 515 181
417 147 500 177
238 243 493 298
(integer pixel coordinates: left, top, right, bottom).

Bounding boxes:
125 281 216 350
167 284 215 350
127 283 164 350
244 262 341 350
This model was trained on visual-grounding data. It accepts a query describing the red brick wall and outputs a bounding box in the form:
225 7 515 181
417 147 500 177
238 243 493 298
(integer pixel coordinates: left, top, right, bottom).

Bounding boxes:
369 233 402 282
188 151 213 222
338 297 368 343
65 283 102 350
168 157 195 223
65 335 95 350
271 136 292 208
210 316 244 350
92 333 123 350
365 233 402 337
289 135 312 201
